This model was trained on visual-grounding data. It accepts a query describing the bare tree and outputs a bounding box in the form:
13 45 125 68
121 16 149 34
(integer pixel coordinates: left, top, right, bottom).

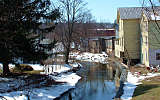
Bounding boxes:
141 0 160 45
54 0 91 64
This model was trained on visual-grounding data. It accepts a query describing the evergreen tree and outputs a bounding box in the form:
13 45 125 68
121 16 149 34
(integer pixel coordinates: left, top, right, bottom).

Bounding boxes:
0 0 60 76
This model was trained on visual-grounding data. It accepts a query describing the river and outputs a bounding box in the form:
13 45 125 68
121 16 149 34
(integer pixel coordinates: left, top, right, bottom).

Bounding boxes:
56 62 121 100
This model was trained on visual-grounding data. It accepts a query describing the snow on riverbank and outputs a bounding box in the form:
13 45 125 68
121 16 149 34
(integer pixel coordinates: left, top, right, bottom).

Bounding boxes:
0 63 82 74
121 72 160 100
0 64 44 71
0 73 81 100
42 63 82 75
0 63 82 100
51 73 81 86
70 52 108 64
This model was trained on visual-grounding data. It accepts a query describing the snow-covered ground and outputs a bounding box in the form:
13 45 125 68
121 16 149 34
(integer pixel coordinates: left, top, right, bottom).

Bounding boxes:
0 64 44 71
70 52 108 64
42 63 82 75
0 63 82 100
121 72 160 100
0 51 108 100
0 63 82 74
0 72 81 100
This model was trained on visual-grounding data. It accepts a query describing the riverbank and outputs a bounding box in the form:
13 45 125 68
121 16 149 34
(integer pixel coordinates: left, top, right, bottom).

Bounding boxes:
107 56 160 100
132 75 160 100
0 63 82 100
0 52 109 100
121 66 160 100
70 51 108 64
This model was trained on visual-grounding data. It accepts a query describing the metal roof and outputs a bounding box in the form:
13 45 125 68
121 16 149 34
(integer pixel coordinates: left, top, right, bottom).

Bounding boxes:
118 7 143 19
118 7 160 19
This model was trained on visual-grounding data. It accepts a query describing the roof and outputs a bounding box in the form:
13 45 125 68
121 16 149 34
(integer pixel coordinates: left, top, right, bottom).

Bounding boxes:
87 29 116 37
118 7 160 20
118 7 143 19
143 7 160 20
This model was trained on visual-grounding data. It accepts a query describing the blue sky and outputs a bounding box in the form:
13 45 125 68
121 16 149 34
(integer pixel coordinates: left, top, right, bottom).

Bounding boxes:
86 0 142 23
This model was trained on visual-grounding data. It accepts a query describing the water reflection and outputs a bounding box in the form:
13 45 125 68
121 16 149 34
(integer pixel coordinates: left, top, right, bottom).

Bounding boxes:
57 62 120 100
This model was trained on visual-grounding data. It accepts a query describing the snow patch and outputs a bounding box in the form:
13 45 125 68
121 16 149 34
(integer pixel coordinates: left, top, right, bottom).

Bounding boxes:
121 72 160 100
151 14 160 20
28 64 44 70
70 52 108 64
50 73 81 86
0 73 81 100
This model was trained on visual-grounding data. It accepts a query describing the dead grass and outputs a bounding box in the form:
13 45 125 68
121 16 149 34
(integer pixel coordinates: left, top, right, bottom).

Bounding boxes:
10 70 44 75
10 64 44 75
106 56 160 100
23 70 44 75
129 66 160 100
132 76 160 100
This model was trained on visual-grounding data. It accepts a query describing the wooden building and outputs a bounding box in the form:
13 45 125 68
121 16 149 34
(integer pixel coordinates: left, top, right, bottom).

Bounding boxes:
87 29 116 54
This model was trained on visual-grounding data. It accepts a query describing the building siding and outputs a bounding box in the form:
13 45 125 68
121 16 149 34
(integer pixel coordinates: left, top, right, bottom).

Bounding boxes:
149 49 160 66
123 19 141 60
116 7 160 66
115 19 124 58
148 21 160 66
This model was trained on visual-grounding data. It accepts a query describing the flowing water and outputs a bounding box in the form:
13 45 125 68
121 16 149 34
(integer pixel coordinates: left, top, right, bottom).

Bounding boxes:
57 62 121 100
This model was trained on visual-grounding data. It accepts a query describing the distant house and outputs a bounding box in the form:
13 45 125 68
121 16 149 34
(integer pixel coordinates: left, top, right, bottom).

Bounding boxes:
87 29 116 54
115 7 160 66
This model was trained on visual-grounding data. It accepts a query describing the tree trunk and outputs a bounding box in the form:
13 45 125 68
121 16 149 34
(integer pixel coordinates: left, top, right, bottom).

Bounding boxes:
65 48 70 64
65 40 71 64
2 62 10 76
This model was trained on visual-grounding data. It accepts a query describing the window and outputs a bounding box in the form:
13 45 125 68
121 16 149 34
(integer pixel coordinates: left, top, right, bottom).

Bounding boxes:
156 53 160 60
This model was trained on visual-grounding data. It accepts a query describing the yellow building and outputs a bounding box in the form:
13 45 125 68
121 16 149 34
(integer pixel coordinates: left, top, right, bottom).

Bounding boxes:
115 7 160 66
115 7 142 65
